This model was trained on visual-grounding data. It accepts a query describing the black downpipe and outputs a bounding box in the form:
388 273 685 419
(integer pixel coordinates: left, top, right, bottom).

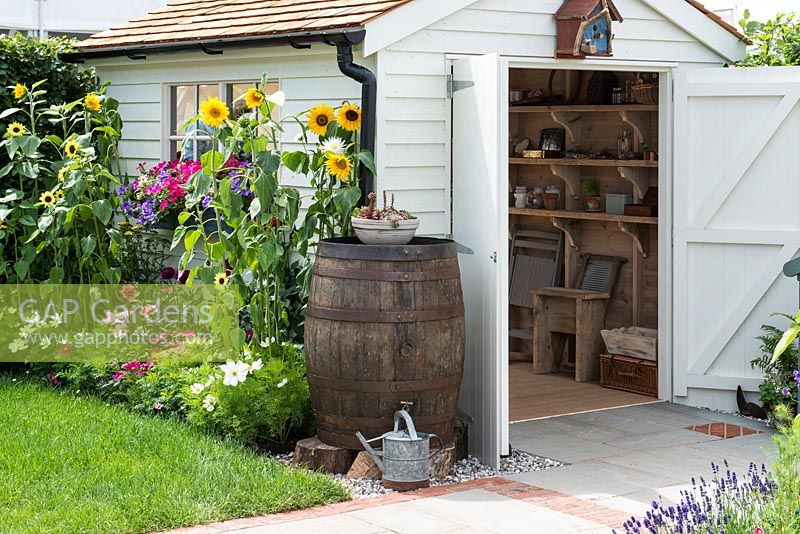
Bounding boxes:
336 42 376 204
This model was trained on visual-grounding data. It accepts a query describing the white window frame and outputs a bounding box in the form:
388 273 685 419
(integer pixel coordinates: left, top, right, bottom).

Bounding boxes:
163 80 278 162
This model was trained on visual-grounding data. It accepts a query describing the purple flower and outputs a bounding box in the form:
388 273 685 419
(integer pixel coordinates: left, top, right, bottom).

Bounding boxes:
160 267 178 281
782 387 791 396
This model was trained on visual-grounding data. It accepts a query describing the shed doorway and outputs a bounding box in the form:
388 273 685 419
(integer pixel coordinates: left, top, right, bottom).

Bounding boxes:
505 66 663 423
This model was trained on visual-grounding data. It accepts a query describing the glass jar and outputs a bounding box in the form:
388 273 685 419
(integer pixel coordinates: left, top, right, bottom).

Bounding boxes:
531 187 545 209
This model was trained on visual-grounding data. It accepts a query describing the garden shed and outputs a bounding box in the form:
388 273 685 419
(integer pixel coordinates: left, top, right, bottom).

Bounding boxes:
69 0 800 467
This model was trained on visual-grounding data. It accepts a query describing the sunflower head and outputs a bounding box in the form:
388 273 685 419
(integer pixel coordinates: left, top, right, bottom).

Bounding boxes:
54 190 64 200
325 153 352 181
243 88 265 109
337 104 362 132
6 122 27 138
0 219 6 231
39 190 56 208
13 83 25 100
213 272 229 285
58 167 69 181
84 93 102 112
200 97 230 128
307 103 335 136
64 140 81 159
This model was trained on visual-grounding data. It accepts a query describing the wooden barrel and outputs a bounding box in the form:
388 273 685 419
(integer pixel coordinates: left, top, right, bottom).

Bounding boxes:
305 237 466 449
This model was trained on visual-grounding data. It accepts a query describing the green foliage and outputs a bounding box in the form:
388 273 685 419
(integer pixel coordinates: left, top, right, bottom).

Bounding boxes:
581 178 600 196
0 79 123 283
185 343 313 445
0 35 97 170
740 10 800 66
48 342 313 446
751 314 799 418
0 377 348 534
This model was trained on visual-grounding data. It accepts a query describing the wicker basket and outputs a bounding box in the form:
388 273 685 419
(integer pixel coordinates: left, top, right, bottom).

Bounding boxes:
600 354 658 397
632 83 659 105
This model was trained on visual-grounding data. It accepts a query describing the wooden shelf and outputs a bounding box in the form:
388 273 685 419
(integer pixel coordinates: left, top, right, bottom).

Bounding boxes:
508 208 656 257
510 158 657 168
510 104 658 113
508 208 658 225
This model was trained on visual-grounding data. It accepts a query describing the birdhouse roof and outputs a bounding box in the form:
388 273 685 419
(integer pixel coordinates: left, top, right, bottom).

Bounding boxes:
555 0 623 22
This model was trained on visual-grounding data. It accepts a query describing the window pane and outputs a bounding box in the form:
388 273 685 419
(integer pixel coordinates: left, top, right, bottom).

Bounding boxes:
172 85 196 135
199 84 219 105
229 83 252 120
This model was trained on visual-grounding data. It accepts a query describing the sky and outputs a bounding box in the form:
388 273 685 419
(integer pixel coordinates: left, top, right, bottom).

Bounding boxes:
701 0 799 22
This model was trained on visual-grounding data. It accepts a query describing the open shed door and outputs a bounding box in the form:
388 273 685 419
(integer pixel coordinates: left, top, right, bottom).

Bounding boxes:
451 54 508 467
673 68 800 405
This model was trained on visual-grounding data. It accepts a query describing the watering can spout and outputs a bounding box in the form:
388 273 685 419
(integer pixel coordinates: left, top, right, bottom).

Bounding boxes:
355 431 385 474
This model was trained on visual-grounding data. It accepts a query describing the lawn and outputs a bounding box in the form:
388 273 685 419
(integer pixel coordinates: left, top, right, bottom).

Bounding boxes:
0 378 350 534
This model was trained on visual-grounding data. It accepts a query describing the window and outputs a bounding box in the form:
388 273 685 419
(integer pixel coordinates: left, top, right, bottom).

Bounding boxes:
167 81 279 161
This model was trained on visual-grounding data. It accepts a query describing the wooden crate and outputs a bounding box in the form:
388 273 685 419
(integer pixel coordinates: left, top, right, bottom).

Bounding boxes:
600 354 658 397
601 327 657 361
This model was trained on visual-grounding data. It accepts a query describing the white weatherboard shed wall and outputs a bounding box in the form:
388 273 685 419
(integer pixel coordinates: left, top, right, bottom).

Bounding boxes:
87 0 776 466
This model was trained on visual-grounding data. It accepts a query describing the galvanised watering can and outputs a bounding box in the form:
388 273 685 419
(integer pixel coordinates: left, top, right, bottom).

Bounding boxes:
356 409 443 491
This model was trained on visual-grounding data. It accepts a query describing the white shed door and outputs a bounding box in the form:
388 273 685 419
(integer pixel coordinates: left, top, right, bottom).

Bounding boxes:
673 68 800 402
451 54 509 467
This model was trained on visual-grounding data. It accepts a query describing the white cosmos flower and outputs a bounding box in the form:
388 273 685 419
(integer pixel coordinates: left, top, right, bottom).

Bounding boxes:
190 382 205 395
202 394 217 412
266 90 286 107
276 378 289 388
321 136 346 155
249 359 263 372
220 361 249 386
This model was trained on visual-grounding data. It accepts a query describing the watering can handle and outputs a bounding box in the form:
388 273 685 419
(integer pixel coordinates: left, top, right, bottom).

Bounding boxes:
428 434 445 459
355 431 385 474
394 409 419 439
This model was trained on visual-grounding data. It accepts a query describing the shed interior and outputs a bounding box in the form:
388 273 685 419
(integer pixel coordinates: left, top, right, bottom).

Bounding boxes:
506 67 660 422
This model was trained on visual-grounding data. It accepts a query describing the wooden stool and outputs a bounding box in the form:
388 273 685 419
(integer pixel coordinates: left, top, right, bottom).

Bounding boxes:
532 288 609 382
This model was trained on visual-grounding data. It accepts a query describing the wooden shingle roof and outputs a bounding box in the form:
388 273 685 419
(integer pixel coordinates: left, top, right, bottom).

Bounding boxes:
75 0 411 51
73 0 748 55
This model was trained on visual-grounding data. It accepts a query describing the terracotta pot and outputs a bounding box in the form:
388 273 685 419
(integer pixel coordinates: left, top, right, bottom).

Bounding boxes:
583 196 602 212
352 217 420 245
543 193 560 211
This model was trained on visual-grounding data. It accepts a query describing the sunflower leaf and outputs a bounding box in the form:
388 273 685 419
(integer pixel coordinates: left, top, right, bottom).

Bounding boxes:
0 108 21 120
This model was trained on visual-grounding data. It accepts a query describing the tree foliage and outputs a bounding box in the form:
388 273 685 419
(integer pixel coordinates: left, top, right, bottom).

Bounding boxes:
740 10 800 66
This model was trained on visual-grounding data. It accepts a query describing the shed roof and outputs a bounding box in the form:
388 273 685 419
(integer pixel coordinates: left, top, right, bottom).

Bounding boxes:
74 0 411 51
73 0 748 54
555 0 623 22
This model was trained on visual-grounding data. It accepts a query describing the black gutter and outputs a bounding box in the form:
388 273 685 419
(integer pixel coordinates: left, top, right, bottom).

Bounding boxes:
62 28 366 62
335 41 376 204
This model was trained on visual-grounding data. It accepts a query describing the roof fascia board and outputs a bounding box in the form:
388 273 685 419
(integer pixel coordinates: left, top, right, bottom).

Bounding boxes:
639 0 746 64
363 0 477 57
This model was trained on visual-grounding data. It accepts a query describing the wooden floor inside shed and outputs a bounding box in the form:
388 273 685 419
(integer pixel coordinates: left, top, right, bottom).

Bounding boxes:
509 361 657 422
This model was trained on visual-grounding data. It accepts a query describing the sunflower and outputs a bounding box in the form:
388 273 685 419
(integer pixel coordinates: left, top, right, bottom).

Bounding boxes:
0 220 6 231
243 88 265 109
64 140 81 159
214 272 229 285
84 93 102 112
325 153 352 181
200 97 229 128
39 190 56 208
6 122 26 137
307 103 334 136
58 167 68 181
337 104 362 132
54 190 64 200
13 83 25 100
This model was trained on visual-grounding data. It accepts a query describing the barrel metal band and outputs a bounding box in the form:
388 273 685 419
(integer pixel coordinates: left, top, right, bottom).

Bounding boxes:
313 264 460 282
307 373 462 393
314 412 454 430
306 304 464 323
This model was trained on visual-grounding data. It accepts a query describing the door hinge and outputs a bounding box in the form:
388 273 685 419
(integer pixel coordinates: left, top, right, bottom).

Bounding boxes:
446 74 474 98
490 251 497 263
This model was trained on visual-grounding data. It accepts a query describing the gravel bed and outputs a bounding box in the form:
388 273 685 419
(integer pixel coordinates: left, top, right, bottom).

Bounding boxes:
273 449 563 499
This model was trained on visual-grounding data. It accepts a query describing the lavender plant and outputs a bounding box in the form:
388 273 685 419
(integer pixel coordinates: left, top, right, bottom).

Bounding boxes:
615 461 776 534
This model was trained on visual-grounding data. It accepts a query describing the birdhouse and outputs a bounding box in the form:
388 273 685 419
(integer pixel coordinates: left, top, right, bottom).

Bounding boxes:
555 0 622 58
